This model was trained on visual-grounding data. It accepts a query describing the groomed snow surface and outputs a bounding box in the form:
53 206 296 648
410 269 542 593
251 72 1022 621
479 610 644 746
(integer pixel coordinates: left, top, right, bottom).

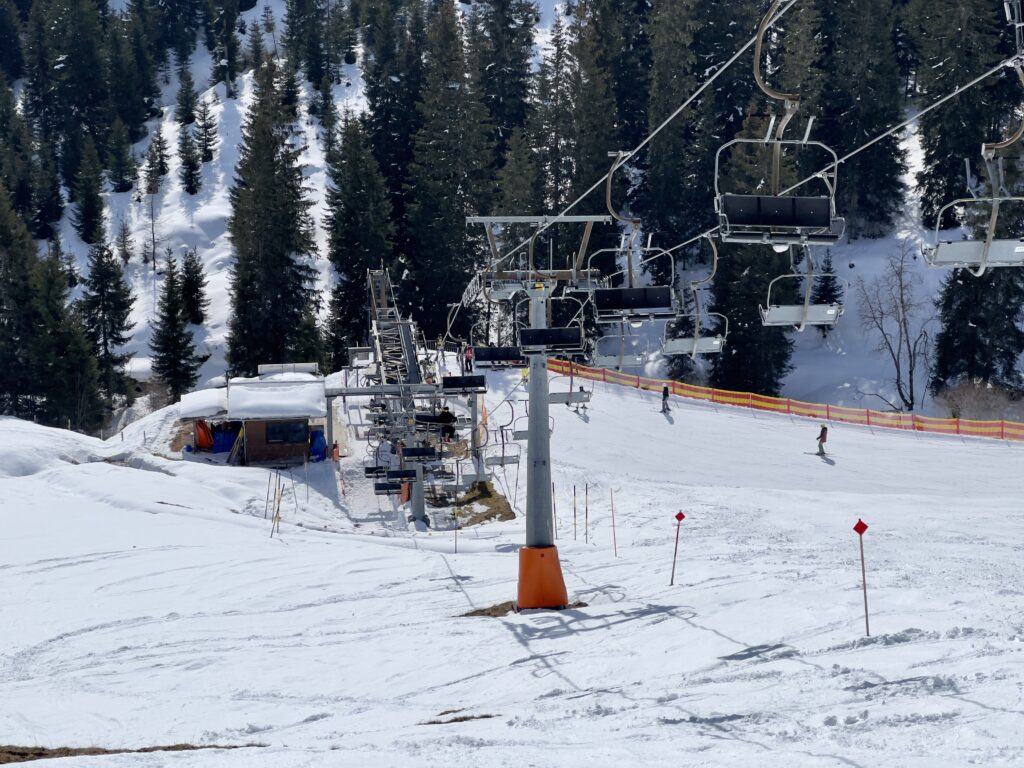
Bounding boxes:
3 371 1024 767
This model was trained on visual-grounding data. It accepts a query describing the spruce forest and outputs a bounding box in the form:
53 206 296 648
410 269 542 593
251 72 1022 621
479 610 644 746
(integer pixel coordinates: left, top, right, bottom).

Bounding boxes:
1 0 1023 433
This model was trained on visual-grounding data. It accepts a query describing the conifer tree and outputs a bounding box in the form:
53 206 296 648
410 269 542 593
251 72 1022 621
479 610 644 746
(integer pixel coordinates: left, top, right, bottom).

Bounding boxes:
150 126 171 177
150 252 201 401
210 0 241 97
930 270 1024 396
48 234 77 288
534 14 575 215
318 77 339 154
475 0 535 166
495 127 542 214
816 0 906 234
143 138 164 265
115 218 135 267
909 0 1011 226
181 248 209 324
107 118 137 193
0 0 22 81
195 98 218 162
30 141 64 239
80 244 136 411
178 125 202 194
73 136 106 245
31 251 103 431
246 20 264 69
227 59 318 375
325 112 394 367
108 11 158 141
402 0 492 337
810 252 843 338
640 0 698 266
0 76 37 222
176 64 199 124
0 180 41 417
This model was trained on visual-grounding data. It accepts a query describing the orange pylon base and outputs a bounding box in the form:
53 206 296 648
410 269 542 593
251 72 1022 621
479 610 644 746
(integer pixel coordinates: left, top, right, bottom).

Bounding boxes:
517 546 569 610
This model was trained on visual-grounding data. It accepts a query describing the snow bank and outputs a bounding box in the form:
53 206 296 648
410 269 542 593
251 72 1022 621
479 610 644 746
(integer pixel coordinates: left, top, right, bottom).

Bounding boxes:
226 379 326 419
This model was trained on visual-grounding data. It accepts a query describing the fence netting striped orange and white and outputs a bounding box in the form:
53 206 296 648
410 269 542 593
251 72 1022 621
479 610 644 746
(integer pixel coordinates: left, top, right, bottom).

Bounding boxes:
547 359 1024 443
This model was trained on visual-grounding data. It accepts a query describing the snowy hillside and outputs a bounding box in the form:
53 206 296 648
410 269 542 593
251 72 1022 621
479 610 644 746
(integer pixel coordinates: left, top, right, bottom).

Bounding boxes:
4 367 1024 766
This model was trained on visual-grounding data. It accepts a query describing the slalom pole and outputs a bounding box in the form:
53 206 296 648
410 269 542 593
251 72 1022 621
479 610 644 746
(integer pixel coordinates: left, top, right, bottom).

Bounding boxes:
552 481 557 539
573 484 577 541
585 483 589 544
669 512 685 586
854 519 871 637
264 471 272 519
610 488 618 557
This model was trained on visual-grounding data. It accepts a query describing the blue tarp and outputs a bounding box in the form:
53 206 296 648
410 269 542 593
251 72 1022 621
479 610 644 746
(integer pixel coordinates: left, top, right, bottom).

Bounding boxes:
212 429 238 454
309 429 327 462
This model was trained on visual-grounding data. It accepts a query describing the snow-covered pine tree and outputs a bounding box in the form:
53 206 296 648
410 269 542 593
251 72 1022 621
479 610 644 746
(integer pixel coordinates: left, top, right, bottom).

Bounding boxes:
226 59 318 375
150 252 201 402
809 252 843 338
401 0 492 338
107 118 137 194
181 248 210 325
324 112 394 369
195 98 218 162
72 136 105 244
80 243 135 411
176 63 198 125
178 125 202 195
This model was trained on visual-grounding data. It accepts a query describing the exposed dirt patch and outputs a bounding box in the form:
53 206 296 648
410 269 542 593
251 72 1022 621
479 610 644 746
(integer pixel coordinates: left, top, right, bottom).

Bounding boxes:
421 711 499 725
168 419 194 452
463 600 588 618
454 481 514 526
0 743 264 764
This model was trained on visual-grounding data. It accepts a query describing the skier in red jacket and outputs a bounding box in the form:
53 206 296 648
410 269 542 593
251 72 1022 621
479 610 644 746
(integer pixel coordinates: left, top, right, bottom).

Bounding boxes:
816 424 828 456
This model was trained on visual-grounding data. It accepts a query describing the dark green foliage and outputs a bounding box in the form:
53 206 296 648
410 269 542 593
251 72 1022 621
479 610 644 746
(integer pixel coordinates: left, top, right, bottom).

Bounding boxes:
80 243 135 410
0 0 22 81
107 118 137 193
176 64 198 124
401 0 492 338
31 251 102 430
181 247 209 324
177 124 202 194
709 245 795 396
195 98 218 162
149 126 170 177
209 0 241 97
325 113 393 368
227 59 318 376
495 127 543 214
0 76 37 223
72 136 106 245
115 218 134 267
909 0 1013 226
810 252 843 338
317 77 339 154
0 180 42 417
930 269 1024 396
30 141 63 239
474 0 535 165
150 251 201 401
279 64 301 119
639 0 698 263
108 10 159 141
816 0 906 235
246 19 264 69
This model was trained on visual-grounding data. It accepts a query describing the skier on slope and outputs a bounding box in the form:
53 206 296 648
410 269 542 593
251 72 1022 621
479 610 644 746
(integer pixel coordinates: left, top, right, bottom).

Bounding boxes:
661 385 670 414
816 424 828 456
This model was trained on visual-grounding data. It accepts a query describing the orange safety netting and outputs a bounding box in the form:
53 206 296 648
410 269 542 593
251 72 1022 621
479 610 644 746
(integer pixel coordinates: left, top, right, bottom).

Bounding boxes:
548 359 1024 442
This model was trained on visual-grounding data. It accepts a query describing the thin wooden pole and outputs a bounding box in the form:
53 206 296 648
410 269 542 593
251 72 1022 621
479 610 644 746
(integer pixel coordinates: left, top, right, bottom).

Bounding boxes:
264 471 272 519
552 481 557 539
670 514 683 586
859 535 870 637
573 485 577 541
584 483 589 544
610 488 618 557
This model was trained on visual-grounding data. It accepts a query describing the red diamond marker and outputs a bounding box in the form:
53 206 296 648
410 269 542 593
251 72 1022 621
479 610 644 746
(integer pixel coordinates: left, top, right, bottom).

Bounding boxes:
853 519 868 536
675 511 685 521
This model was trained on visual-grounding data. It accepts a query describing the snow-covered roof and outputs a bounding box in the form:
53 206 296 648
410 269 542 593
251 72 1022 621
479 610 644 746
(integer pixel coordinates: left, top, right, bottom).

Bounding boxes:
178 388 228 419
226 379 327 420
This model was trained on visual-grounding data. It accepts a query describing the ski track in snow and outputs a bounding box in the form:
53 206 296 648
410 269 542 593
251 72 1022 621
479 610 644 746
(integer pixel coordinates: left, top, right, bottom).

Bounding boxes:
3 366 1024 766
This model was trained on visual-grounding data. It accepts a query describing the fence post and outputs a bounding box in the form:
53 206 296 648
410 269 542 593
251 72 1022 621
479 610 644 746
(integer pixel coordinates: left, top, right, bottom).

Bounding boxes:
787 398 791 415
826 404 831 420
866 409 871 427
956 418 960 435
1001 420 1005 440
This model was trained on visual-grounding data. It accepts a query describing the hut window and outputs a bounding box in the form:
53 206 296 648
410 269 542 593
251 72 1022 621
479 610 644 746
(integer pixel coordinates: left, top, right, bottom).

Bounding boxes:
266 421 308 444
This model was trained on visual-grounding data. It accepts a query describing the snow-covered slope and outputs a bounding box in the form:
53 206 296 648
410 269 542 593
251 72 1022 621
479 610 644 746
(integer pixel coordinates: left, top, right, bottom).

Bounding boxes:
3 370 1023 766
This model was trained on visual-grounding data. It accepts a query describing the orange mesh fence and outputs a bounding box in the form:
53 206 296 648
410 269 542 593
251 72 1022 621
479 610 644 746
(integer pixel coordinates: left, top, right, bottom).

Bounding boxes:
548 359 1024 443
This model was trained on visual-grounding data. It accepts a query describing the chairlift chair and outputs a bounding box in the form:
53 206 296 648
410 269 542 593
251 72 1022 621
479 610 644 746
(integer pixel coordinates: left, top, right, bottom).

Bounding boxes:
593 329 650 369
759 246 846 332
662 236 729 358
714 0 844 247
547 374 593 405
484 442 521 467
923 65 1024 278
